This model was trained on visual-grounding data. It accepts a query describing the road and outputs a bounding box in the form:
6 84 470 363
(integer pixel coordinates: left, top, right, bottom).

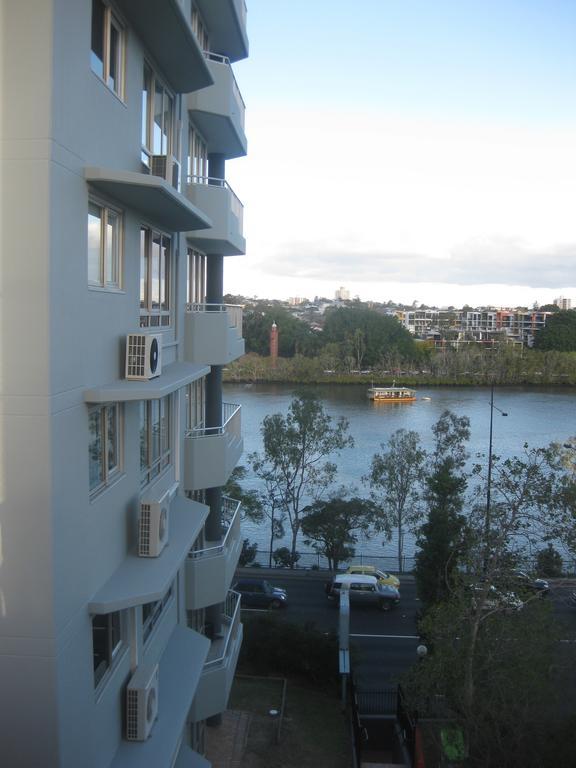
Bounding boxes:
236 569 576 693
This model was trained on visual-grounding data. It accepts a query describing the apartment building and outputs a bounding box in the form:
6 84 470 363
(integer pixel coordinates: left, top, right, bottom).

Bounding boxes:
0 1 248 766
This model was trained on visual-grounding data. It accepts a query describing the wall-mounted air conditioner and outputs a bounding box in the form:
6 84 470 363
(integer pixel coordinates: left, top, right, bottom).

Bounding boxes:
126 664 159 741
139 489 170 557
125 333 162 381
151 154 180 190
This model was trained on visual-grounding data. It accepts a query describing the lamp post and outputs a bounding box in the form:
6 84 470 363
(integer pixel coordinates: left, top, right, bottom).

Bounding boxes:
485 384 507 563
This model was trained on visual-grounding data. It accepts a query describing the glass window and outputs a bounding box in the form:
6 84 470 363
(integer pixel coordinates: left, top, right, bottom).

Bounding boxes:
191 5 209 50
186 379 205 431
92 611 125 688
140 396 172 487
187 125 208 184
89 403 122 495
142 584 174 644
90 0 125 98
88 199 122 289
187 247 206 305
141 64 175 166
139 226 171 327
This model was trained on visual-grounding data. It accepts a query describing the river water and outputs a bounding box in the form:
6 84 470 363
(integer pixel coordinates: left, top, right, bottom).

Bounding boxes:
224 382 576 568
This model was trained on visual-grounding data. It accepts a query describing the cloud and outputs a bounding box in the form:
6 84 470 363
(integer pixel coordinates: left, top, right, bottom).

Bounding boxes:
256 236 576 289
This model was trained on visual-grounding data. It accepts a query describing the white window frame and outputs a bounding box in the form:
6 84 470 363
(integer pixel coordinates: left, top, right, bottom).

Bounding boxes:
88 403 123 497
140 395 172 488
191 4 209 51
186 247 206 305
187 124 208 184
90 0 125 99
139 226 172 328
88 197 123 290
141 63 178 168
92 610 127 689
186 379 205 431
142 583 175 644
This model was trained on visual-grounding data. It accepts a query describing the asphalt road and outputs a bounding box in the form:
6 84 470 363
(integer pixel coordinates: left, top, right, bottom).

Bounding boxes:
236 569 576 692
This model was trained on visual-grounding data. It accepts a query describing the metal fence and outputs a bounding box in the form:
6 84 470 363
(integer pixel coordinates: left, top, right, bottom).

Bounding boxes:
245 548 416 573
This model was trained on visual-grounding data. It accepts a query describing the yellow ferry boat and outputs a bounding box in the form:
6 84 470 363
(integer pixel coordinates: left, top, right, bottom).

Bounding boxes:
367 384 416 402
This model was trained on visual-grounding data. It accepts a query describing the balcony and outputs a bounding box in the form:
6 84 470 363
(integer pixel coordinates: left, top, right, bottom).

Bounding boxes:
194 0 248 62
185 497 242 610
183 403 243 491
185 177 245 256
189 590 243 722
184 303 245 365
187 53 247 159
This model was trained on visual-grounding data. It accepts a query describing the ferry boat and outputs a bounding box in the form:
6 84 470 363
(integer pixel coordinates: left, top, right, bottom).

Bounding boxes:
367 383 417 402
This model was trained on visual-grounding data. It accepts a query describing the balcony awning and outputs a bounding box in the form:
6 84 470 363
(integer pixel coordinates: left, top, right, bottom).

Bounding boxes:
111 625 210 768
195 0 248 62
114 0 212 92
84 361 210 404
85 167 212 232
89 497 208 614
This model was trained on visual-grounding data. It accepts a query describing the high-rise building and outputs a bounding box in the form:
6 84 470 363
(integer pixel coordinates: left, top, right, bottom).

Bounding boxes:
554 296 572 310
335 286 350 301
0 1 248 765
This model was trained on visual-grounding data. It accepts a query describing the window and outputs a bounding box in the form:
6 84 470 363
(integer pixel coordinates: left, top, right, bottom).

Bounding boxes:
89 403 122 495
141 64 177 167
140 396 172 487
92 611 126 688
191 5 209 50
91 0 125 97
142 584 174 644
140 226 171 327
186 247 206 305
187 125 208 184
88 199 122 289
186 379 205 430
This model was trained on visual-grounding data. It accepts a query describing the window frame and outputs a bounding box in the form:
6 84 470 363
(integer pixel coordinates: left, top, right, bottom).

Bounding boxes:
142 583 175 644
186 379 205 431
92 610 127 690
139 395 172 488
141 63 178 168
90 0 126 99
186 247 206 305
88 197 124 290
139 225 172 328
187 124 208 184
88 402 123 497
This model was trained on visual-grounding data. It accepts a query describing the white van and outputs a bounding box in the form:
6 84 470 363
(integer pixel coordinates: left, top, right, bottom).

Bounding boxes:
326 574 400 611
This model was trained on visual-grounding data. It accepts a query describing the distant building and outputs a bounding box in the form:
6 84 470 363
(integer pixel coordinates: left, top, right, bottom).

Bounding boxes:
335 286 350 301
554 297 572 310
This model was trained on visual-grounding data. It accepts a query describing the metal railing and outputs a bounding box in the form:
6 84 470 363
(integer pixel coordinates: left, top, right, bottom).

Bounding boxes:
204 589 241 669
189 497 241 560
202 50 246 127
186 302 243 336
185 402 241 441
186 175 244 228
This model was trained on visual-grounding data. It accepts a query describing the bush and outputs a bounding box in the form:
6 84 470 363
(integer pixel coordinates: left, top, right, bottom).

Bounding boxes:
273 547 300 568
238 615 339 687
239 538 258 567
536 544 563 577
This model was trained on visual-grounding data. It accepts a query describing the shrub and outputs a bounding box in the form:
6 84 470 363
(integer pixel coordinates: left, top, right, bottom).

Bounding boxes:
273 547 300 568
536 544 563 577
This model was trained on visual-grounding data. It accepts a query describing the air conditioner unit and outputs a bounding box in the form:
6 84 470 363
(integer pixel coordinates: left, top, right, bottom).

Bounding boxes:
151 154 180 189
139 490 170 557
125 333 162 380
126 664 159 742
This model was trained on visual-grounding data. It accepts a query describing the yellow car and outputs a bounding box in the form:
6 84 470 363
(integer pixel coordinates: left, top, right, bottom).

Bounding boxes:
346 565 400 589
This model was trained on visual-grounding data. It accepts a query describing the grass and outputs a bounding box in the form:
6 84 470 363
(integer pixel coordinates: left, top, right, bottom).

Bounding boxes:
228 675 351 768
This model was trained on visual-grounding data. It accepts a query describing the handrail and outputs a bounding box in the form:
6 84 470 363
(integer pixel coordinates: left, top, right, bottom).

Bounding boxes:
185 402 241 439
187 175 243 204
189 497 241 560
185 302 243 313
204 590 241 669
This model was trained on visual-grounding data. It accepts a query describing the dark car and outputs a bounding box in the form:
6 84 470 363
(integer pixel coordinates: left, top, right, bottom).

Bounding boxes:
233 578 288 609
507 570 550 597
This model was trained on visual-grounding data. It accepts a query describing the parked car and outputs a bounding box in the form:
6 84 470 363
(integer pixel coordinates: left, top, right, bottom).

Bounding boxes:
233 578 288 609
509 570 550 596
326 574 400 611
469 584 524 614
345 564 400 589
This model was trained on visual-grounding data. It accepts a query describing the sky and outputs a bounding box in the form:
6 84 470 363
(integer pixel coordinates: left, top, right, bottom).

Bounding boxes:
224 0 576 308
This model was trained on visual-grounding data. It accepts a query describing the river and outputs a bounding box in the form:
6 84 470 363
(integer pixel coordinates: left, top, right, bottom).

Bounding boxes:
224 382 576 568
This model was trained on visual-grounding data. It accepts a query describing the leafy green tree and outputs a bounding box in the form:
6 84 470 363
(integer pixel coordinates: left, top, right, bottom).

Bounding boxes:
536 543 563 577
301 495 376 570
238 538 258 566
366 429 426 572
243 304 321 357
534 310 576 351
415 411 471 609
249 392 354 566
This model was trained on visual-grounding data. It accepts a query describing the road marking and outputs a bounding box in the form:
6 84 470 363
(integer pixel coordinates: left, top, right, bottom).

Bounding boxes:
350 633 419 640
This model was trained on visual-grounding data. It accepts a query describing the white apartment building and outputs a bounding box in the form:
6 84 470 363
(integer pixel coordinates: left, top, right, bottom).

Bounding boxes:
0 1 248 766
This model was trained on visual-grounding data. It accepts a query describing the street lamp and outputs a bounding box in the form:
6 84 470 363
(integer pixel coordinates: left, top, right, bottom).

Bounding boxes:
485 384 508 560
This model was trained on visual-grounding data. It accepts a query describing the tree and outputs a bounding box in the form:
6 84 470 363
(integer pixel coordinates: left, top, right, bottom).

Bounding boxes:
249 392 354 566
238 538 258 567
414 411 471 610
301 495 376 571
366 429 426 572
533 310 576 351
536 544 563 577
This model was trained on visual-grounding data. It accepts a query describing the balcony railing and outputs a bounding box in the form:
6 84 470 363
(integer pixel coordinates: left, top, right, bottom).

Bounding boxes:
187 176 244 230
203 589 241 669
203 51 246 130
189 496 241 561
185 401 241 441
186 302 243 336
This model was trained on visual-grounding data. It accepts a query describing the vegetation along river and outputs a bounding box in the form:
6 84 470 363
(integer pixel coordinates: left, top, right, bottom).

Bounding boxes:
224 383 576 568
